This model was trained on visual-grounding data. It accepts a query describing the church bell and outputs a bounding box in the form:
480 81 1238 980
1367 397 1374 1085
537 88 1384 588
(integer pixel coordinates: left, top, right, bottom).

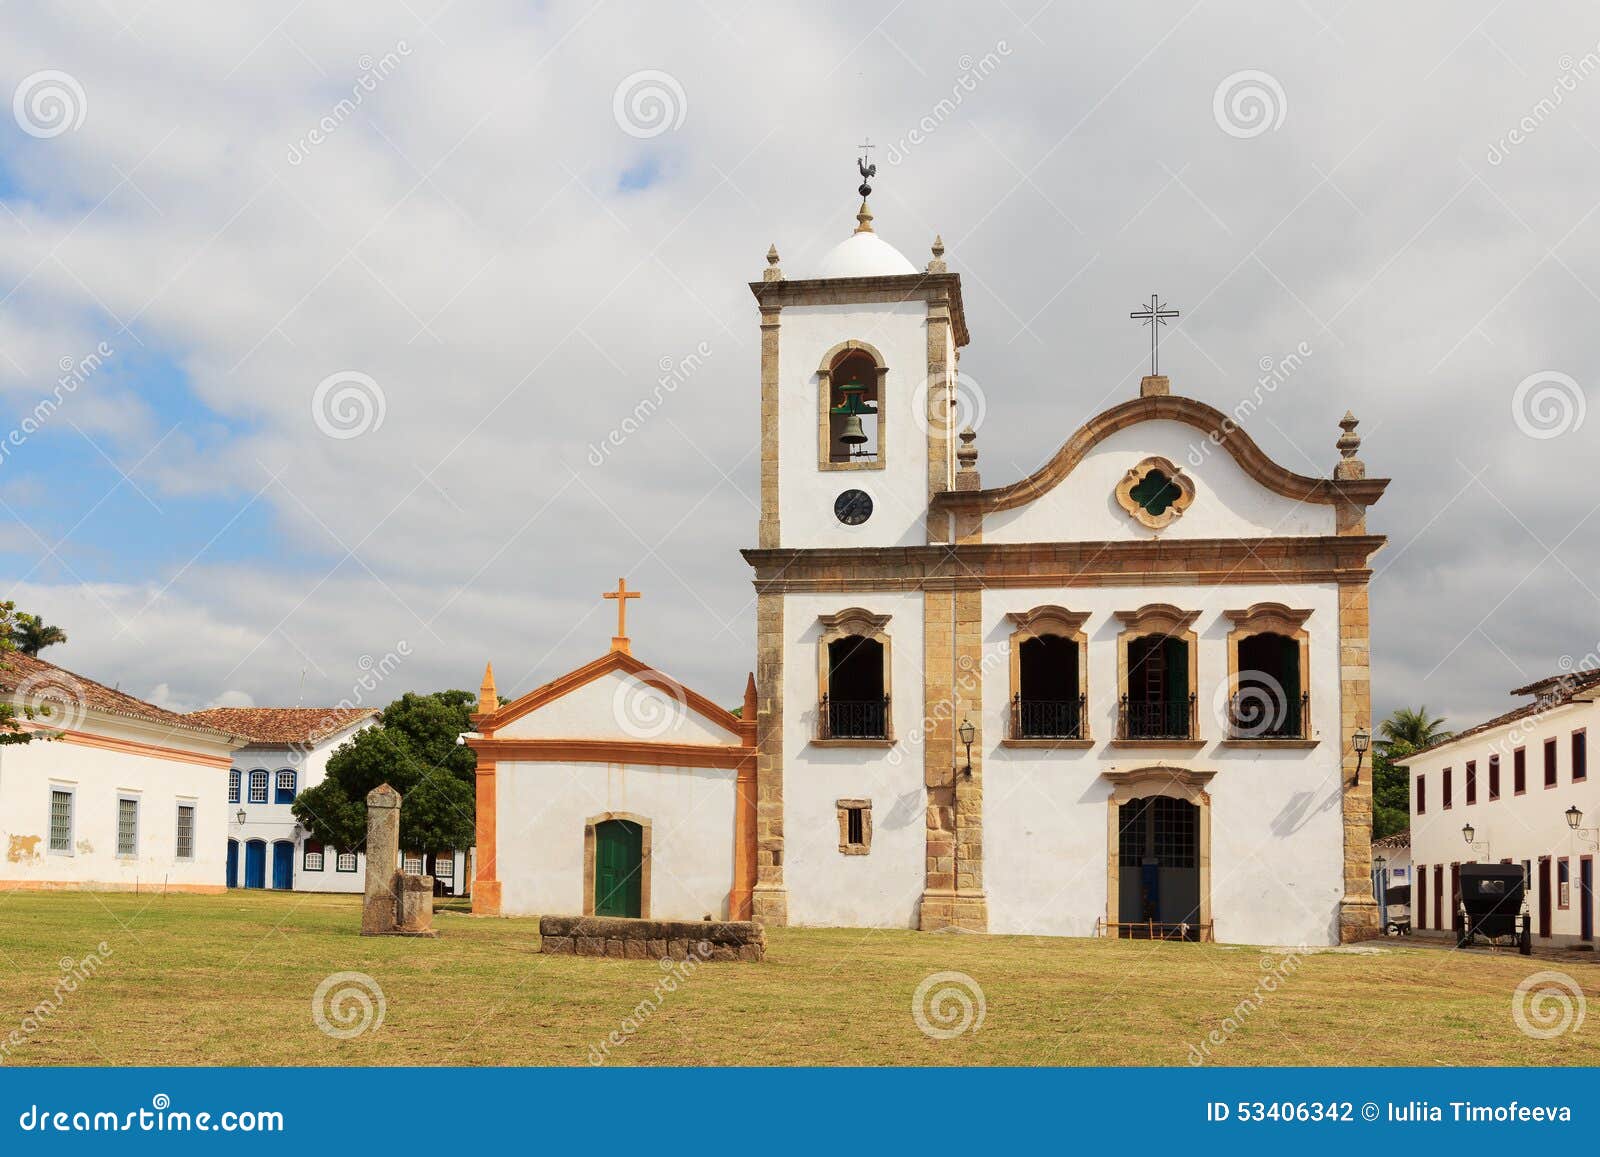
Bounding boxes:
830 384 876 453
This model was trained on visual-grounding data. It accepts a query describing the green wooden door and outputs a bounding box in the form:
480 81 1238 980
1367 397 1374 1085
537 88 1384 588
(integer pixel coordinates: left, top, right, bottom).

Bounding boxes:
594 819 643 917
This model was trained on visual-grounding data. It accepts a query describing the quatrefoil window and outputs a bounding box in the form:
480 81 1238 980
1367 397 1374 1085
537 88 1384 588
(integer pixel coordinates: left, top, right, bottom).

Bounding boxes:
1116 456 1196 531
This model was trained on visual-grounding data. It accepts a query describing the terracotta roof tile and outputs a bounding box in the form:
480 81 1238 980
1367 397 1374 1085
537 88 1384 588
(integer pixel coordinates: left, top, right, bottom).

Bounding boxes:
0 651 237 740
183 706 377 746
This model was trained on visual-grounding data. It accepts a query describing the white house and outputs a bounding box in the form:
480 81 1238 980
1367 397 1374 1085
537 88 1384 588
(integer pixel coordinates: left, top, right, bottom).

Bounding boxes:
1400 670 1599 947
184 706 377 895
1372 831 1411 933
0 652 244 893
469 178 1391 946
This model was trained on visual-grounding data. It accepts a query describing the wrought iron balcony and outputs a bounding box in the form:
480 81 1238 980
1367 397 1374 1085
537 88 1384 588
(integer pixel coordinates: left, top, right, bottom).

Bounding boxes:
819 694 890 740
1011 693 1088 740
1117 694 1198 742
1228 690 1310 740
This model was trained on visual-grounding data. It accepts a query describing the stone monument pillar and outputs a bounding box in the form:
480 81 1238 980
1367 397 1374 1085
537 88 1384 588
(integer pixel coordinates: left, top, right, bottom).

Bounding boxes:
361 783 401 936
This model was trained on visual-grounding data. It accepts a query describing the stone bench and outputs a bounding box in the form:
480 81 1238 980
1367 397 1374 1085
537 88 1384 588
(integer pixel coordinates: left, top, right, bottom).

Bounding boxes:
539 915 765 961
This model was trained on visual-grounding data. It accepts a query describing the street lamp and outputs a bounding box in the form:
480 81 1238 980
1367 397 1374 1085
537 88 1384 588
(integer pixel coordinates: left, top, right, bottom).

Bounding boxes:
1462 822 1489 860
1461 822 1474 845
1349 727 1371 785
235 808 247 827
1567 804 1599 848
958 718 976 778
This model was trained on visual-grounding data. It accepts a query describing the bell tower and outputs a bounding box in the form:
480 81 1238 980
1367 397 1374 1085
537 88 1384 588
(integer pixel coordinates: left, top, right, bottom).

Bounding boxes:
749 155 970 552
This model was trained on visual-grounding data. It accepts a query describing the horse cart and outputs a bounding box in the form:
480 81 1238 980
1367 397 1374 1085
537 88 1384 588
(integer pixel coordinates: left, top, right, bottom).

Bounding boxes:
1456 863 1532 955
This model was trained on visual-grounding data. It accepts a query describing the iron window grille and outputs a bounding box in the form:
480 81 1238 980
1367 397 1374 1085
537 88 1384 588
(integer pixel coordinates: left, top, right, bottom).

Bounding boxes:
1012 693 1087 740
819 694 890 740
1117 693 1198 741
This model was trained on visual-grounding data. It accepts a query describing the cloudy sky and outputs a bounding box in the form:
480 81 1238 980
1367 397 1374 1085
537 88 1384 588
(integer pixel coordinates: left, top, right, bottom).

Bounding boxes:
1 1 1596 729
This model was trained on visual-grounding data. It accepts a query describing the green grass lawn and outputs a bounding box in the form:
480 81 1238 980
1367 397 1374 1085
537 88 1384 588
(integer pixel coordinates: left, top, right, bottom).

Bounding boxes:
0 890 1595 1066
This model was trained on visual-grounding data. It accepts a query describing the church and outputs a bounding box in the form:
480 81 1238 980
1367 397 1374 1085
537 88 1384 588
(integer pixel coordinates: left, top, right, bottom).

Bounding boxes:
468 167 1389 946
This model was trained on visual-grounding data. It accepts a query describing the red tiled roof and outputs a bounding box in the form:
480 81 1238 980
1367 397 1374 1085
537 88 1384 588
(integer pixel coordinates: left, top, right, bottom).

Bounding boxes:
1373 832 1411 850
184 706 377 746
1402 668 1600 761
0 651 238 740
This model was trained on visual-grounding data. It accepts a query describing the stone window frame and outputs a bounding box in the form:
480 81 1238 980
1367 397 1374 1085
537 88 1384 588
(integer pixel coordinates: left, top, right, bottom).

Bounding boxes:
581 810 653 919
1114 455 1196 531
1003 605 1093 748
1220 602 1316 748
814 608 894 747
836 798 873 855
1112 604 1203 749
817 339 889 473
1102 766 1214 934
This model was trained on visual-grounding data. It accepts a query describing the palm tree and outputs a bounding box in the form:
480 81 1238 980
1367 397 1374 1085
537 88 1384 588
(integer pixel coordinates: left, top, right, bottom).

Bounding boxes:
11 613 67 657
1378 705 1450 752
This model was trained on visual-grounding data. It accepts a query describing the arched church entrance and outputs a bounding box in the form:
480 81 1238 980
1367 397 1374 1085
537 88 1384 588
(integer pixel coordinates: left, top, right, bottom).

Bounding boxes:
1103 768 1214 941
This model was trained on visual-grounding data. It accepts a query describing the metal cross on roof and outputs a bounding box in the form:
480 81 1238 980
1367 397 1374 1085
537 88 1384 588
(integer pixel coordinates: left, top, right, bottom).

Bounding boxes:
1129 293 1180 377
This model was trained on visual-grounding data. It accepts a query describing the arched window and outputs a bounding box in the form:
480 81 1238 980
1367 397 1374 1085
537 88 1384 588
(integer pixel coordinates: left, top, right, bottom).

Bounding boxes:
816 608 893 742
303 840 324 871
1007 606 1090 743
1224 604 1312 742
1115 605 1199 742
248 769 269 804
274 769 298 804
228 769 241 804
817 341 888 470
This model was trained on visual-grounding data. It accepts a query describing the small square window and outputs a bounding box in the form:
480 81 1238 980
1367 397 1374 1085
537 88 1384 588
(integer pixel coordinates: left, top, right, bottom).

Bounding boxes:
836 799 872 854
401 852 424 876
433 853 454 881
336 851 358 873
303 841 324 872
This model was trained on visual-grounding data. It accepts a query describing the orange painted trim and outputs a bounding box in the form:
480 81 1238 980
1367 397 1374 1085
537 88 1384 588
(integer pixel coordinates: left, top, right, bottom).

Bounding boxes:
728 750 757 920
19 723 233 770
474 757 497 891
474 650 745 739
932 395 1390 514
0 880 226 894
469 737 755 770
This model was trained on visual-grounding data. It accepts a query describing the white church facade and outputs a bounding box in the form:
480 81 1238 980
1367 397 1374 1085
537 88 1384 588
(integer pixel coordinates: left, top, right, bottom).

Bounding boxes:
472 178 1389 945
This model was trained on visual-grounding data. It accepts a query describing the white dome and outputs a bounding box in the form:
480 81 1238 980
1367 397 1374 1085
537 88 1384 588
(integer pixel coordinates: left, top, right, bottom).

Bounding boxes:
815 230 917 279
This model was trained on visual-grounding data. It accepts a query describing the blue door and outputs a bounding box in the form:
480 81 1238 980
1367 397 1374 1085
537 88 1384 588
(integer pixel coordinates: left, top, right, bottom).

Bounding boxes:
244 839 266 889
271 841 294 890
226 839 239 888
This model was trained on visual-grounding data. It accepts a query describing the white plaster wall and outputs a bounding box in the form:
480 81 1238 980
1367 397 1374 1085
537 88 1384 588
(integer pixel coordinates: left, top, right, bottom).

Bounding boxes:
981 582 1346 946
496 668 742 744
985 421 1338 543
781 591 928 928
495 759 736 920
229 725 374 895
0 715 233 890
776 302 933 550
1407 698 1599 945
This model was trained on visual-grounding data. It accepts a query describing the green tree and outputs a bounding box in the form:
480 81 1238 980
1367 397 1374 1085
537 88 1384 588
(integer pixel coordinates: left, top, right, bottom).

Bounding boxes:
292 689 477 856
0 601 43 747
1371 738 1413 841
11 612 67 656
1378 705 1450 752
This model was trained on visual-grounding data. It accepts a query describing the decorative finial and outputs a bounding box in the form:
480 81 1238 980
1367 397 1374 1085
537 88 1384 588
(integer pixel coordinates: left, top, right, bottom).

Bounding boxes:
478 662 497 715
855 140 876 234
1334 411 1365 480
927 234 947 273
764 243 783 282
955 427 981 490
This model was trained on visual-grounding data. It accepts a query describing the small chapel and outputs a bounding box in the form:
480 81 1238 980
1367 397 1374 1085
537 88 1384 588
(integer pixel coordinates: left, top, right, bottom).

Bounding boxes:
468 160 1389 946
